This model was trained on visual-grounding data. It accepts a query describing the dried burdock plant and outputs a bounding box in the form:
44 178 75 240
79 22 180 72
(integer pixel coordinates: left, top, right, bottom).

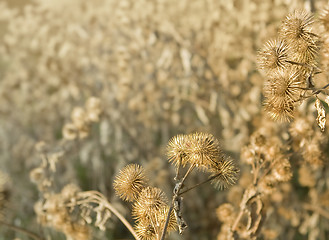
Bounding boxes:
113 165 176 240
259 10 329 128
160 132 239 239
112 132 238 240
217 124 292 240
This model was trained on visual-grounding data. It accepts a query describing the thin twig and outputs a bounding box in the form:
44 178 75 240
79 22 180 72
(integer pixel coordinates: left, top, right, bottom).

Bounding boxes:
0 220 45 240
304 204 329 219
178 173 220 196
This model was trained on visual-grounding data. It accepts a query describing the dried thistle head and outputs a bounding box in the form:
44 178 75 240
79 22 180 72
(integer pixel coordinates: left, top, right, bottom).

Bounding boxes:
167 134 189 167
132 187 168 221
186 132 222 168
157 206 177 232
263 68 303 103
208 158 239 189
264 96 295 122
280 10 315 43
113 164 147 202
292 37 319 66
135 222 156 240
258 39 290 72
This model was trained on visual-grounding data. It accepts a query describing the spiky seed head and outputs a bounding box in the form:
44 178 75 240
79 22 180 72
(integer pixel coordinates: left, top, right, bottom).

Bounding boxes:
263 68 303 102
209 159 239 189
132 187 168 221
185 132 222 168
291 36 319 65
264 97 295 122
157 206 177 232
280 10 314 43
134 205 176 239
113 164 147 202
135 221 156 240
258 39 290 72
167 134 189 167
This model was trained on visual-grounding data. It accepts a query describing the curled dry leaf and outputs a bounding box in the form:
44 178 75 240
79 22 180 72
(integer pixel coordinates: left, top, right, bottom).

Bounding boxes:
315 99 326 132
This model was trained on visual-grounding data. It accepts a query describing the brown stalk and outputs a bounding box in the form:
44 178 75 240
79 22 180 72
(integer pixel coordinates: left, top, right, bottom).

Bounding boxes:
75 191 140 240
160 164 195 240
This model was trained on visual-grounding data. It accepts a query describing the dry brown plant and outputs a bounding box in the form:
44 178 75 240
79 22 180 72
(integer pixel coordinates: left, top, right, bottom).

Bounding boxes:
1 1 329 240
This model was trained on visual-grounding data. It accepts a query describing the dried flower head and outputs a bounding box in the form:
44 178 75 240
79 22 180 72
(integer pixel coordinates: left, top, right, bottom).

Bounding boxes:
132 187 168 221
263 68 303 103
258 175 277 194
61 183 80 200
85 97 102 122
167 134 189 167
113 164 147 202
135 221 156 240
289 117 312 138
216 203 235 223
264 97 295 122
292 36 318 65
186 132 222 167
71 107 89 130
62 123 78 140
258 39 290 72
272 158 292 182
134 205 176 240
29 167 45 184
280 10 314 43
209 159 239 189
157 206 177 232
35 193 91 240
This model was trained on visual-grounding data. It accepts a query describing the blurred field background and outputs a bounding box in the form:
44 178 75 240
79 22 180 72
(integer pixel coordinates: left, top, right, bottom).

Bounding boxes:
0 0 329 239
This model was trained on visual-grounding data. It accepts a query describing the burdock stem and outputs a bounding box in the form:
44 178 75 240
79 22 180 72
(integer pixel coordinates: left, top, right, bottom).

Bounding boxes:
313 83 329 94
160 164 195 240
178 173 222 196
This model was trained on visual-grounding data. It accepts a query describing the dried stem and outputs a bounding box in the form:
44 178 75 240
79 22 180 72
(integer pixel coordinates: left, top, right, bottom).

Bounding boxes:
232 209 244 231
178 173 221 196
160 164 195 240
304 203 329 219
76 191 140 240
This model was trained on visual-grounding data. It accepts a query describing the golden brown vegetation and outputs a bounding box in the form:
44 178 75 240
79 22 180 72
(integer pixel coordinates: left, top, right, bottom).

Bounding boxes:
1 0 329 240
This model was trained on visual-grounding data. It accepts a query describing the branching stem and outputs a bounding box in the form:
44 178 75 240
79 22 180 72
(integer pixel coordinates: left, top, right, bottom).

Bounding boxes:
160 164 195 240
